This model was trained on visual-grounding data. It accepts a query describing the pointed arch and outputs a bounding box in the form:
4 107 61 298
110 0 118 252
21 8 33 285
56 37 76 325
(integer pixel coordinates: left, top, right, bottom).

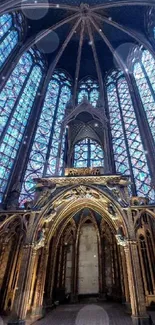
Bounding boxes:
78 76 99 107
133 49 155 142
106 70 154 201
19 70 72 206
73 138 104 168
0 48 45 203
0 12 25 69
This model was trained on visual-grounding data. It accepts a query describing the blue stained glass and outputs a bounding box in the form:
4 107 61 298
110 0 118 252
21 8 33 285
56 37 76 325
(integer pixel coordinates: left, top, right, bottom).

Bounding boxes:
0 13 23 68
0 14 12 38
107 80 130 175
74 138 104 168
46 84 71 176
20 79 59 203
0 47 44 202
78 89 88 103
0 52 33 135
19 71 72 205
78 78 99 107
0 30 18 67
118 77 154 200
133 51 155 141
107 70 154 201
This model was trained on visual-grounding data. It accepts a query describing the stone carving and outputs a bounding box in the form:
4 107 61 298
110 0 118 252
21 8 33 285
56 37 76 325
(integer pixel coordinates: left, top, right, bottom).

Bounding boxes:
115 227 127 247
106 181 129 207
44 207 57 223
24 200 33 210
65 167 104 177
33 227 46 250
33 181 56 209
53 186 104 208
108 203 117 218
6 181 21 210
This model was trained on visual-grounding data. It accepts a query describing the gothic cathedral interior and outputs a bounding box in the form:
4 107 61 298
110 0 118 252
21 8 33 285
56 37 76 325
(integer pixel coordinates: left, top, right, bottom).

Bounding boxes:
0 1 155 325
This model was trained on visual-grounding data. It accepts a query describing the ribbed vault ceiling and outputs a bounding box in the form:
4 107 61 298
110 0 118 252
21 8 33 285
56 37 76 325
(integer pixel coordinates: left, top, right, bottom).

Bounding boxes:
1 1 155 80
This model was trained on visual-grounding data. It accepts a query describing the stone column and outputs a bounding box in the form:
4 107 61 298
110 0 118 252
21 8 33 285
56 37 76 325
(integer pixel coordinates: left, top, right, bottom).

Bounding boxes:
71 236 79 303
8 246 37 325
31 247 49 320
120 247 131 312
124 241 152 325
98 235 104 298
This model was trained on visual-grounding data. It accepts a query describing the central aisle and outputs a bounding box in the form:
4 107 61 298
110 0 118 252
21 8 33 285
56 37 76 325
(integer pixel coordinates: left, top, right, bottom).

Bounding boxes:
34 303 132 325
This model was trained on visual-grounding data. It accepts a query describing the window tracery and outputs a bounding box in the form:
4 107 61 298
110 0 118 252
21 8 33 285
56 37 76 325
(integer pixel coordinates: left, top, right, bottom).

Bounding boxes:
0 13 24 68
133 50 155 142
0 49 44 203
78 77 99 107
74 138 104 168
19 71 72 206
106 70 154 200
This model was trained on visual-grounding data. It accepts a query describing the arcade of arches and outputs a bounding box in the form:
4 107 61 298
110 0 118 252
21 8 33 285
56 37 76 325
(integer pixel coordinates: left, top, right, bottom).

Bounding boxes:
0 175 155 325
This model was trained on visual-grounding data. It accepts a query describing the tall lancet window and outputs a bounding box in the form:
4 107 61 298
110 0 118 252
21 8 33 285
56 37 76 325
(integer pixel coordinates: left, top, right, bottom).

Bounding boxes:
0 13 24 68
74 138 104 168
0 49 44 203
106 70 154 201
19 71 72 206
133 50 155 141
78 77 99 107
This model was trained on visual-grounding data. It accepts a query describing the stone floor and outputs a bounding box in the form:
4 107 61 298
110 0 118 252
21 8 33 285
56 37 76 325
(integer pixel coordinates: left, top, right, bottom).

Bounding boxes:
34 303 133 325
1 303 155 325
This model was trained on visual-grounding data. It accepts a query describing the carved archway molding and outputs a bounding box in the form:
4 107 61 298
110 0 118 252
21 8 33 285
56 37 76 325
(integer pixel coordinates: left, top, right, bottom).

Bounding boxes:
30 183 133 248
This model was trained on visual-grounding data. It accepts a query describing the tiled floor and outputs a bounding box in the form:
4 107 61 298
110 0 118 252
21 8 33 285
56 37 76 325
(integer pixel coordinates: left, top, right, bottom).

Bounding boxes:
1 303 155 325
34 303 133 325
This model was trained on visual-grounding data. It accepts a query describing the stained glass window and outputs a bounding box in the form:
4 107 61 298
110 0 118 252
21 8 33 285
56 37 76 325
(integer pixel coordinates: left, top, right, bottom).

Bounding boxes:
133 50 155 141
0 13 23 68
19 71 72 205
107 70 154 201
0 49 43 203
74 138 104 168
78 78 99 107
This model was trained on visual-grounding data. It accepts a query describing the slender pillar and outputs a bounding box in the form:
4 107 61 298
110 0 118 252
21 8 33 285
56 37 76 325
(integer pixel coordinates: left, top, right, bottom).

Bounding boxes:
103 83 116 173
71 234 79 303
124 241 151 325
8 246 37 325
31 247 49 320
120 246 131 312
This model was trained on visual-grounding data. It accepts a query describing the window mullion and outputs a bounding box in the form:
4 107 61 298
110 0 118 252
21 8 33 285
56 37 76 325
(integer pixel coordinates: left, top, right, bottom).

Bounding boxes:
88 139 91 167
4 69 46 202
18 70 47 183
0 64 33 144
104 82 116 173
129 74 155 178
141 62 155 102
42 86 61 177
0 28 12 43
115 82 137 195
55 124 65 174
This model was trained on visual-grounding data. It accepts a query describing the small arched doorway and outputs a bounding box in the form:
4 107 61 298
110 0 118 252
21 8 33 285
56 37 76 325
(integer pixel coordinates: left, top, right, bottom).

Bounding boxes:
44 207 123 304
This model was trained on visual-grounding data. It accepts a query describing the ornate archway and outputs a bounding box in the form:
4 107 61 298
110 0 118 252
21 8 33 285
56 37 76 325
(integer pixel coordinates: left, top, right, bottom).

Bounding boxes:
0 173 154 325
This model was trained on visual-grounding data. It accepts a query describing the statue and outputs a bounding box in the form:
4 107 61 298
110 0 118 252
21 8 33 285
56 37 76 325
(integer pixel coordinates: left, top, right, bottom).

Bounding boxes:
6 181 21 210
33 227 46 250
34 182 56 209
44 206 57 223
115 227 127 247
108 203 117 217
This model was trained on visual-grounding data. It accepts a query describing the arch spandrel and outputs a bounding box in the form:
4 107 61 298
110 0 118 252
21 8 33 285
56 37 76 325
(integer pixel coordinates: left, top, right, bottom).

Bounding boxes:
30 175 133 247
